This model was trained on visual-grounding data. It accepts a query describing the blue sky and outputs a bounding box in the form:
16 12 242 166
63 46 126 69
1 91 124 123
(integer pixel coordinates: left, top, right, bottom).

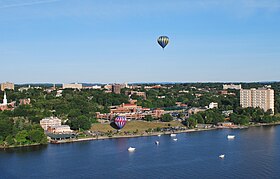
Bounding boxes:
0 0 280 83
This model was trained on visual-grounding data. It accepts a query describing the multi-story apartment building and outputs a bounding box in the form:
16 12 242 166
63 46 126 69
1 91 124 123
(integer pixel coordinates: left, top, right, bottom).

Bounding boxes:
1 82 14 91
240 88 274 114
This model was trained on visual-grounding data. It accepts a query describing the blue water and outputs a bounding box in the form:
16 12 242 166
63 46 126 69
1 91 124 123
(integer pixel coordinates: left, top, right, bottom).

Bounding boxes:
1 126 280 179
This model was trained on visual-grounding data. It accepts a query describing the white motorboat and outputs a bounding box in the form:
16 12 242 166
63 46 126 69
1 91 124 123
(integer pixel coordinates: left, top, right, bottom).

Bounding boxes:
170 134 176 137
128 147 136 152
155 141 160 145
158 134 161 137
219 154 225 159
173 138 178 141
227 135 235 139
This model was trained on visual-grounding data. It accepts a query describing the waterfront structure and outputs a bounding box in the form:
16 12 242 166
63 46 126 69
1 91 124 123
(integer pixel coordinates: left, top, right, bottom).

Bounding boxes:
1 82 14 91
47 125 73 134
223 84 242 90
217 122 235 127
40 117 62 130
62 83 82 89
240 88 274 114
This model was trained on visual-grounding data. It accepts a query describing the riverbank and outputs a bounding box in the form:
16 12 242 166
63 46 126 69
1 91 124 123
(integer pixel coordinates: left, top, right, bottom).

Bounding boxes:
3 121 280 148
248 121 280 127
0 143 45 149
51 121 280 144
50 127 218 144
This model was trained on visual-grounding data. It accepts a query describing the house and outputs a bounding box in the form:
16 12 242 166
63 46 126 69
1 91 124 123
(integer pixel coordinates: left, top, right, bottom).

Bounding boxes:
47 125 73 134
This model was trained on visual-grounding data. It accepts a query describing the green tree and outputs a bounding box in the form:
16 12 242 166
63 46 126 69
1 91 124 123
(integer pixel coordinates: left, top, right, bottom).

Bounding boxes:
0 118 13 139
69 116 92 131
187 117 197 128
15 130 28 145
29 129 48 144
5 135 15 146
144 115 154 122
161 114 173 122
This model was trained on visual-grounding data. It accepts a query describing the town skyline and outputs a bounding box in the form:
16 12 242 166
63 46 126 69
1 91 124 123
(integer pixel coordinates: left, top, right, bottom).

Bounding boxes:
2 80 280 85
1 0 280 83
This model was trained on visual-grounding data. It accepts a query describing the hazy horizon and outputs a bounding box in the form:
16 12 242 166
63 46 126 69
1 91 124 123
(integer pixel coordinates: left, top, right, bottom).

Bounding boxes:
1 0 280 83
7 80 280 85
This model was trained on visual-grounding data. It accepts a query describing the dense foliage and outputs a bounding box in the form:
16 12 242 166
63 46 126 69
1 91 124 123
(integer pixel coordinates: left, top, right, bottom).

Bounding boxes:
230 107 280 125
1 82 280 147
0 112 47 147
161 114 173 122
0 88 129 147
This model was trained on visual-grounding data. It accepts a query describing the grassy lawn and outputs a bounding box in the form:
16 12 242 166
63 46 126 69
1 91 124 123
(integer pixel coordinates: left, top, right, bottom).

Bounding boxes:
91 120 185 133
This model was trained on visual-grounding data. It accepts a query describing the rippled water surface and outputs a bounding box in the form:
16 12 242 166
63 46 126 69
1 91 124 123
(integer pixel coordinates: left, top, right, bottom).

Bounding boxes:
1 125 280 178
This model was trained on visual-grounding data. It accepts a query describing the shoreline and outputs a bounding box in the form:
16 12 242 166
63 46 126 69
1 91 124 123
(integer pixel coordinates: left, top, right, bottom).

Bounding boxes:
2 122 280 148
50 121 280 144
51 128 217 144
0 143 45 149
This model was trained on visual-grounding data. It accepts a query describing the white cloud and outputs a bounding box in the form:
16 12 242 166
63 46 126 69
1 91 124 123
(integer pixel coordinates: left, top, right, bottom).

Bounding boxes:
0 0 61 9
0 0 279 21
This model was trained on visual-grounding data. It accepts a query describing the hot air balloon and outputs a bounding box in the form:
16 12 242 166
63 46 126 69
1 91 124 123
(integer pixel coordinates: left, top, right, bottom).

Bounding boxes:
114 116 127 129
157 36 169 49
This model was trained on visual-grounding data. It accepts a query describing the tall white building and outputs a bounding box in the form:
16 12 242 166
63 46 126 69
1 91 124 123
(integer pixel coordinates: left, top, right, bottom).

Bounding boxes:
240 88 274 114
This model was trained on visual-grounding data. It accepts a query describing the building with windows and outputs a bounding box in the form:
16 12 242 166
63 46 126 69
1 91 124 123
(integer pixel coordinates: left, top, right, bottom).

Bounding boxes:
62 83 82 89
0 92 15 111
126 91 147 100
19 98 31 105
223 84 242 90
112 84 122 94
47 125 73 134
208 102 218 109
96 103 164 120
40 117 62 130
240 88 274 114
1 82 14 91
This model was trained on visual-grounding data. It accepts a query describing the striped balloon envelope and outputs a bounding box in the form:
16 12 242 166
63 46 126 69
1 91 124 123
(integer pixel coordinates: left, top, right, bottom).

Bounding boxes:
157 36 169 49
114 116 127 129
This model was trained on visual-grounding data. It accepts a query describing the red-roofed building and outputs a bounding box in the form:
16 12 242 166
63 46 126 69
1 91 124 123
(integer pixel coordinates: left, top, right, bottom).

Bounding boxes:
96 103 164 120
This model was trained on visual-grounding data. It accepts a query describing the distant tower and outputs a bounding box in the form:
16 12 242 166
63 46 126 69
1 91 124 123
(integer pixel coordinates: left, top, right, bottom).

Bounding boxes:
112 84 121 94
3 91 7 105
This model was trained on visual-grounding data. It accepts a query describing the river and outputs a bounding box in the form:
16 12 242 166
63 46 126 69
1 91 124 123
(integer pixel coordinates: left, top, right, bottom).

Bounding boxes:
1 125 280 178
